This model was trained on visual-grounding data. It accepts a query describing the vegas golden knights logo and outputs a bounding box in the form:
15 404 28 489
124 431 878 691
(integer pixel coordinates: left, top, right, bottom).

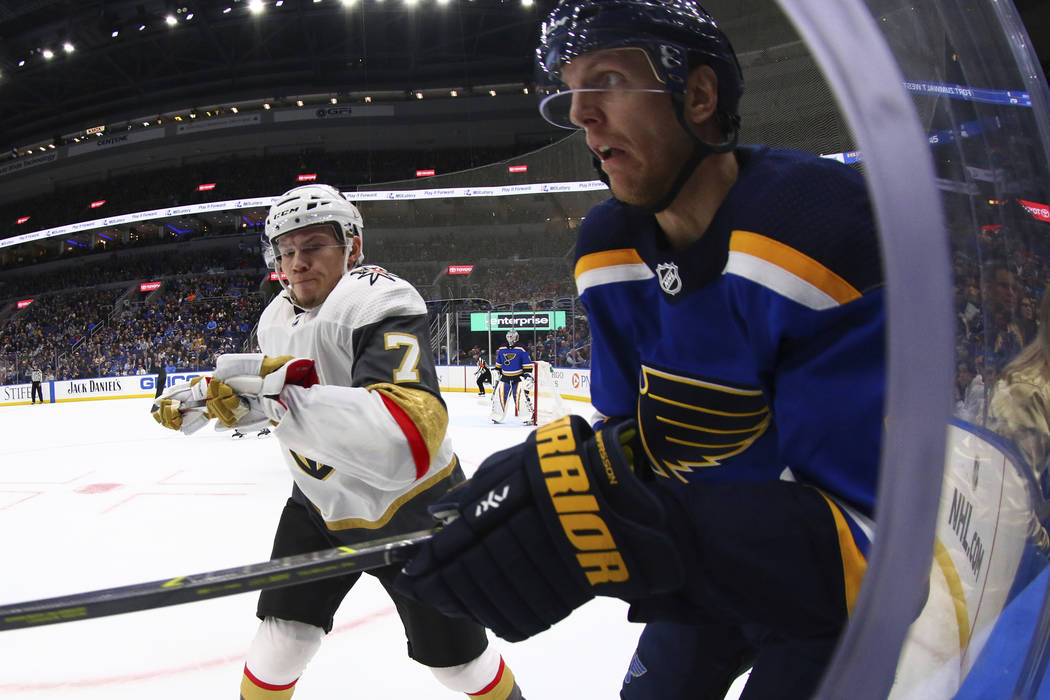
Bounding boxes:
638 365 770 482
291 450 334 480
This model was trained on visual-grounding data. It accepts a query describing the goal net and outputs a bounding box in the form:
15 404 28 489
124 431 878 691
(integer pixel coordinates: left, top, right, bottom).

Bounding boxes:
531 360 571 426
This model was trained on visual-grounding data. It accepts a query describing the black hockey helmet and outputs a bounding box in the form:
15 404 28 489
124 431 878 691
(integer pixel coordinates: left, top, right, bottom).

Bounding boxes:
535 0 743 133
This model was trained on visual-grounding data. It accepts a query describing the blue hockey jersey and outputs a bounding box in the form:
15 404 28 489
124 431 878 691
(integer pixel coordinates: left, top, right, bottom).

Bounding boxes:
574 146 885 552
495 344 534 379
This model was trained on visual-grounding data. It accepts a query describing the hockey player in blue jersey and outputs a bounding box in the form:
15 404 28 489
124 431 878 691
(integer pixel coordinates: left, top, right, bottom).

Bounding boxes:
397 2 885 699
490 330 536 424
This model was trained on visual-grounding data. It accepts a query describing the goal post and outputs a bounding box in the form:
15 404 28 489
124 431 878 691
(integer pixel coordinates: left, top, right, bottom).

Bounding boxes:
531 360 571 426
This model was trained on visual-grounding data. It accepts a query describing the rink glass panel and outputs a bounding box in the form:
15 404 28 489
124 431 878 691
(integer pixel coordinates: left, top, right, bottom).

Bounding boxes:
863 1 1050 697
369 1 1050 696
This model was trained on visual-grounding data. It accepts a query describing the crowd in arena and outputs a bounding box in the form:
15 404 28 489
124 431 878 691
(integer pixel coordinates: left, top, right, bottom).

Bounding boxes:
0 271 263 384
4 189 1046 399
951 215 1050 426
0 227 590 383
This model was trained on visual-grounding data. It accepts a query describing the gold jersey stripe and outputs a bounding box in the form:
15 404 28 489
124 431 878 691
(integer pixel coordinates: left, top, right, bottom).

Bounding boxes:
817 492 868 614
648 391 770 417
641 365 766 396
574 248 645 276
321 457 459 531
729 230 862 306
367 383 448 463
666 435 761 449
656 414 770 434
574 248 653 295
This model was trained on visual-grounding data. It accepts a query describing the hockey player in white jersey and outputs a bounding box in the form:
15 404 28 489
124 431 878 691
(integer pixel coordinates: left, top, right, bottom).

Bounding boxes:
152 184 524 700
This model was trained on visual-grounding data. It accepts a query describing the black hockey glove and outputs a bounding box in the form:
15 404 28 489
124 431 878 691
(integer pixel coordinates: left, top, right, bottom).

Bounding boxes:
394 415 683 642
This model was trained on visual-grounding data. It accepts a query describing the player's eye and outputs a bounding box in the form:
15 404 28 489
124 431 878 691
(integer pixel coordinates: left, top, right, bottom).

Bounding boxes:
594 71 626 89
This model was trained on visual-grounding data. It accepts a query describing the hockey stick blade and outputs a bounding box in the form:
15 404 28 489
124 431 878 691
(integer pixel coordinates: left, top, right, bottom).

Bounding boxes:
0 528 433 632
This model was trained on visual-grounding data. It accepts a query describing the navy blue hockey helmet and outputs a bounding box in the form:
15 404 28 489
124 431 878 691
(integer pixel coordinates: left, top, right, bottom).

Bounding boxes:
535 0 744 130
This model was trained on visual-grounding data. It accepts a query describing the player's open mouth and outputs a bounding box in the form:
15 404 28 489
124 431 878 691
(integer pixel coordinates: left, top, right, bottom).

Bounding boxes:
595 145 622 161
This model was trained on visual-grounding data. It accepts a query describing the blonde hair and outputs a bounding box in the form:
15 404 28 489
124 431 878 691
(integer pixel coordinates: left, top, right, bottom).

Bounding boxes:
1002 292 1050 383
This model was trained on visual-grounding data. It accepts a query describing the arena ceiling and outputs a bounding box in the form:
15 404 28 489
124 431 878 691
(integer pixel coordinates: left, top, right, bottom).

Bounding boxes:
0 0 558 153
0 0 1046 157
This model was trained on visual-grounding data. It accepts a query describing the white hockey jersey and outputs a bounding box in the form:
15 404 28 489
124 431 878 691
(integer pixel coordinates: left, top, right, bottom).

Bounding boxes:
257 265 460 541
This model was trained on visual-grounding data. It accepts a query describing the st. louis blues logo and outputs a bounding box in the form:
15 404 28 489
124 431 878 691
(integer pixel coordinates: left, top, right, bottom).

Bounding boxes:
638 365 770 481
623 653 648 685
656 262 682 295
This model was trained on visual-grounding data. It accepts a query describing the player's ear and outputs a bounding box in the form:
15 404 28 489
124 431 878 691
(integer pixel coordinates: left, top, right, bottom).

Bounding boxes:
347 237 362 269
683 64 719 130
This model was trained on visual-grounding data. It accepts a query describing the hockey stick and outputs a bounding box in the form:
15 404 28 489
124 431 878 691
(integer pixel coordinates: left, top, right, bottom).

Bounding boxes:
0 528 433 632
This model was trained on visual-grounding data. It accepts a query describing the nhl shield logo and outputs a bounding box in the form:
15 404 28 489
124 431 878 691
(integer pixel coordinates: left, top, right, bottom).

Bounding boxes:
656 262 683 295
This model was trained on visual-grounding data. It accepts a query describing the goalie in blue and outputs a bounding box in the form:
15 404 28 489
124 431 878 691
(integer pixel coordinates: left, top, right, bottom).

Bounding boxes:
490 330 535 424
397 1 886 699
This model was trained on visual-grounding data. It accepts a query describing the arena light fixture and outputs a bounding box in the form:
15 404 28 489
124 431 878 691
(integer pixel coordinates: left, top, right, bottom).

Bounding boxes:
231 106 239 113
62 42 75 53
263 103 271 109
330 97 338 104
450 89 458 97
521 0 533 6
165 14 177 25
138 24 146 31
17 59 25 66
248 0 265 14
296 99 304 107
42 48 54 60
222 7 232 14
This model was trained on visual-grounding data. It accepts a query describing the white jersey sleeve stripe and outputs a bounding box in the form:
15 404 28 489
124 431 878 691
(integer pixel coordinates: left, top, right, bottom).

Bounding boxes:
576 263 654 295
725 250 840 311
575 248 655 295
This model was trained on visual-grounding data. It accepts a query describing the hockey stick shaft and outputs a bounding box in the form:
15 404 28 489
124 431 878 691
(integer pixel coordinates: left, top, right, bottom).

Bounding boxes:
0 528 433 632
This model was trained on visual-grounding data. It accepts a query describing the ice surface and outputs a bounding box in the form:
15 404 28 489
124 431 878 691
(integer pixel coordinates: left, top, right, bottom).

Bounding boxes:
0 393 651 699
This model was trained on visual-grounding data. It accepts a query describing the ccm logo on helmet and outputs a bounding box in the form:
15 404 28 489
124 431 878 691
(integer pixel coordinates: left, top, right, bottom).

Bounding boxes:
272 205 302 219
534 417 629 586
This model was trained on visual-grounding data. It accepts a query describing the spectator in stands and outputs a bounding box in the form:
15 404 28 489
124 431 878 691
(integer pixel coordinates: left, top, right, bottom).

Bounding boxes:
989 292 1050 497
